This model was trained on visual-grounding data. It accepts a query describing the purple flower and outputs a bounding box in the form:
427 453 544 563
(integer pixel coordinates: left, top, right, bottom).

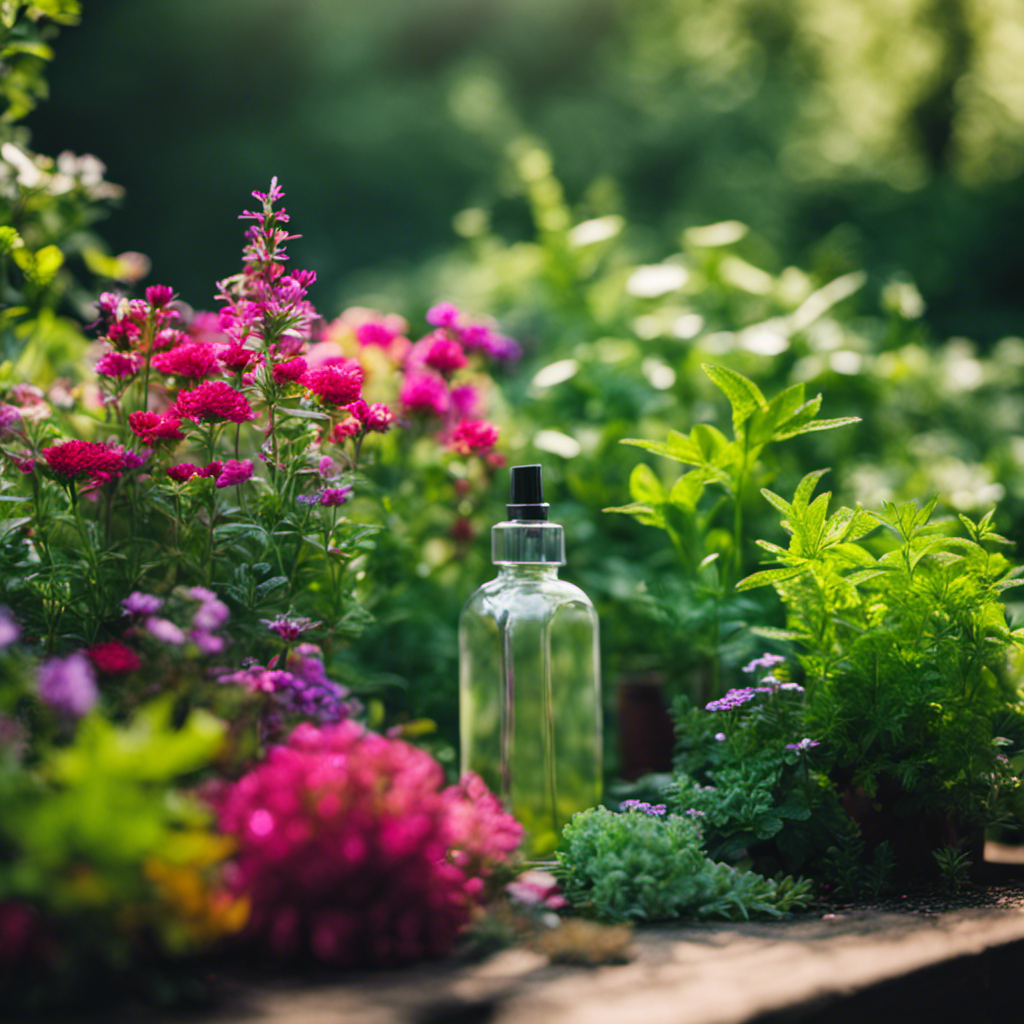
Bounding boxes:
779 682 805 693
297 494 319 506
684 809 706 819
742 653 786 674
786 738 821 752
619 799 667 816
0 608 20 649
714 732 726 742
191 630 226 654
317 455 336 479
426 302 461 329
37 653 99 717
123 591 163 616
261 616 320 642
185 587 230 631
145 616 186 645
122 448 152 470
0 404 22 438
320 486 352 507
705 688 758 713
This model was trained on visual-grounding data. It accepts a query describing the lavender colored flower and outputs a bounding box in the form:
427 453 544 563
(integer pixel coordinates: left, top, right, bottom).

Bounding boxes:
684 809 707 819
714 732 726 742
37 653 99 717
0 608 20 649
145 616 186 645
122 591 163 616
705 687 758 713
0 404 22 438
185 587 230 631
779 682 805 693
786 738 821 752
261 616 321 642
191 630 226 654
742 653 786 674
297 494 319 506
619 799 667 816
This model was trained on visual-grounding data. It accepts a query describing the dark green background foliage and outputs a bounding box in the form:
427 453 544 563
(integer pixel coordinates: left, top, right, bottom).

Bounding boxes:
27 0 1024 340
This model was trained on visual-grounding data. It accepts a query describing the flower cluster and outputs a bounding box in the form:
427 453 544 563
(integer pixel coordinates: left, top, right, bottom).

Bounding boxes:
37 652 99 718
214 722 521 964
742 653 786 674
705 687 759 713
619 799 667 816
122 587 229 655
785 738 821 752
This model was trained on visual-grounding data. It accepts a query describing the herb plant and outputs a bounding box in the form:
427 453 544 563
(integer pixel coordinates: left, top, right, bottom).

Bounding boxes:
556 805 812 924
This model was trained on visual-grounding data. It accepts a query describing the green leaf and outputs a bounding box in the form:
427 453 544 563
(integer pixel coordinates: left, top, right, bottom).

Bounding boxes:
278 405 330 421
668 471 706 511
774 415 860 439
760 488 792 518
792 469 830 514
736 566 809 592
602 501 665 528
628 463 665 505
702 363 767 433
750 625 804 641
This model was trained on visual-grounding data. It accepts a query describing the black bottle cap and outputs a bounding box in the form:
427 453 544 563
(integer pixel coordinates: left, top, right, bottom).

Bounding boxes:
507 464 550 521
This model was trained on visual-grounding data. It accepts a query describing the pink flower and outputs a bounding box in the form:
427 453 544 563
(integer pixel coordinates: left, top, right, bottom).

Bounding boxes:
37 653 99 717
0 404 21 438
122 591 163 616
152 342 220 379
272 357 307 384
418 332 467 375
42 440 125 482
506 870 567 909
145 284 175 307
95 350 141 378
128 410 185 445
0 608 20 648
219 343 259 373
215 459 254 488
319 486 352 507
174 381 256 423
426 302 461 329
166 462 201 482
400 373 448 417
261 616 321 642
449 384 480 419
364 403 395 433
303 364 363 407
106 319 141 351
355 322 397 348
199 461 223 479
8 453 35 474
330 419 361 442
448 420 499 456
213 722 520 965
146 616 186 645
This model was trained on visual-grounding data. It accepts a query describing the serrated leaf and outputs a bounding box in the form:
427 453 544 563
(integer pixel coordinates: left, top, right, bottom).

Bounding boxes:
760 488 792 518
792 469 830 514
997 579 1024 591
702 363 767 432
602 501 665 528
736 566 809 592
668 471 706 511
750 625 804 641
775 415 861 440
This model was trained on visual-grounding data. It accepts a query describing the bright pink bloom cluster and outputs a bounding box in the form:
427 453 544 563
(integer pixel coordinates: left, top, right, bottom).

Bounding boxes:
152 341 220 380
448 419 499 456
42 440 125 482
214 722 521 964
173 381 256 424
128 411 185 445
95 350 141 378
303 363 363 407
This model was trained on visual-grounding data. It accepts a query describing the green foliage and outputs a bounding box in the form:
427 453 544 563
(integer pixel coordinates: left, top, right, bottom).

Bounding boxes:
739 474 1024 829
0 698 231 972
555 806 812 924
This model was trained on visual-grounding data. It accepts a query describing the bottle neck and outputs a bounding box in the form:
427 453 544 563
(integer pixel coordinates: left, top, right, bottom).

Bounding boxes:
496 565 560 581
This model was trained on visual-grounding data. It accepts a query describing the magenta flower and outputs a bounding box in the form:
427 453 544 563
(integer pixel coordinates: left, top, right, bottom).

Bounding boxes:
505 870 567 910
0 404 21 438
174 381 256 424
320 486 352 506
37 653 99 718
418 332 467 375
426 302 461 329
449 384 480 419
261 616 321 642
145 284 175 307
363 402 395 433
213 722 520 965
166 462 201 482
152 342 220 380
215 459 255 488
129 410 185 445
272 356 307 384
400 372 448 417
303 364 363 407
355 321 397 348
43 440 125 482
448 419 499 456
95 350 141 378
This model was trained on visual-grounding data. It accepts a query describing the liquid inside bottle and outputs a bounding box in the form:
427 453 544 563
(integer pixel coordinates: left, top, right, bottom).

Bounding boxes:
458 467 602 859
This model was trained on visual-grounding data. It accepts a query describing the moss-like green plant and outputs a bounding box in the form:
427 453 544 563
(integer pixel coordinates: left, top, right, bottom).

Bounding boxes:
555 806 812 924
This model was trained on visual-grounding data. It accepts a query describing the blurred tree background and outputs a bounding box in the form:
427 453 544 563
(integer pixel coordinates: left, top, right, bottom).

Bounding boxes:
27 0 1024 341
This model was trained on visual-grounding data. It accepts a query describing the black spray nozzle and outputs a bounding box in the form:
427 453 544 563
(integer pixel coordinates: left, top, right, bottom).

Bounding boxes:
507 464 549 521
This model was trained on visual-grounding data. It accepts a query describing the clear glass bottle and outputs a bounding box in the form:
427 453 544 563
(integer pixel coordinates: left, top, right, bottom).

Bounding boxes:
459 464 602 859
